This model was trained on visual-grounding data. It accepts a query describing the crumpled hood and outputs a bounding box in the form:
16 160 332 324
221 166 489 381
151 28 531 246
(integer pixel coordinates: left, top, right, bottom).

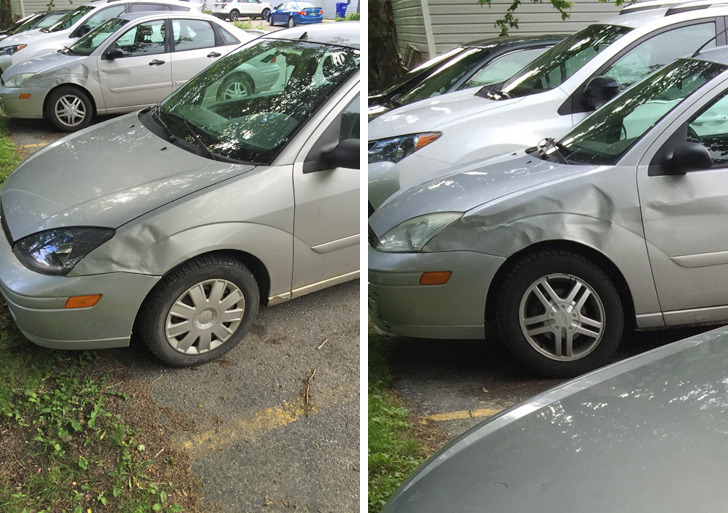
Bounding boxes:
383 328 728 513
3 50 84 79
368 88 524 140
369 151 598 235
1 113 255 240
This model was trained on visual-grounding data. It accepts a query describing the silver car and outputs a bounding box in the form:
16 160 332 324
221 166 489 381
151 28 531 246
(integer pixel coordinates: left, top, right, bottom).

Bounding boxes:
0 22 360 366
382 324 728 512
369 47 728 377
0 12 256 132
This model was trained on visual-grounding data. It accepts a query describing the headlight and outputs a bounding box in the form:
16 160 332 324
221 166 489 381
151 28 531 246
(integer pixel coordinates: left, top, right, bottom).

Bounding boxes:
377 212 462 252
0 44 27 56
3 72 34 88
368 132 441 164
13 227 114 275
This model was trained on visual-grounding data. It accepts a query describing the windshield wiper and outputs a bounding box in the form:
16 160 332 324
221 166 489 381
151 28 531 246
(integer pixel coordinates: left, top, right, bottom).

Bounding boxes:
151 104 177 142
164 110 218 161
536 137 570 164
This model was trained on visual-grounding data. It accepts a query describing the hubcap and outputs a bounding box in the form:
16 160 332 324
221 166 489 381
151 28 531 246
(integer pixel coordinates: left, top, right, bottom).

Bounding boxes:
165 279 245 355
55 94 86 127
518 273 605 361
222 81 249 100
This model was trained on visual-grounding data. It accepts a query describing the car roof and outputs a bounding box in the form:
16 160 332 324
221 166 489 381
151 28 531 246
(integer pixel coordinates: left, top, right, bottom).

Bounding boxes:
462 34 566 49
264 21 359 49
87 0 197 8
117 10 221 20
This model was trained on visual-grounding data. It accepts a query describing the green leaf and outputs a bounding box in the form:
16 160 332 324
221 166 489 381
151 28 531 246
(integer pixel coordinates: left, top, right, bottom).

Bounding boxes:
160 490 167 503
153 503 162 511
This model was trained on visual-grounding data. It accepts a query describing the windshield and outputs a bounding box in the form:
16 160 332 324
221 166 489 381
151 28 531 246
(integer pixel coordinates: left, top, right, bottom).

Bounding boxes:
8 14 43 34
68 18 128 56
34 12 69 29
499 24 632 98
46 5 94 32
551 59 727 166
158 38 359 164
395 47 491 105
297 2 317 8
377 46 466 96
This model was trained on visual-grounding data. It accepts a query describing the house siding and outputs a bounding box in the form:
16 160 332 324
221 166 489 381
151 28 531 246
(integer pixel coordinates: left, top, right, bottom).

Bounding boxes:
321 0 359 19
12 0 85 18
393 0 621 59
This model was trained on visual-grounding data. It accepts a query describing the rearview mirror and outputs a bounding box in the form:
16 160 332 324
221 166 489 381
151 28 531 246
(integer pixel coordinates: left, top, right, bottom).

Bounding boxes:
662 142 712 175
104 48 124 60
583 76 620 111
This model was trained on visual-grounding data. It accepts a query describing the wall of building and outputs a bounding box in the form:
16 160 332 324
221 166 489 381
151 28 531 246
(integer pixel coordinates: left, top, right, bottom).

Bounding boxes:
11 0 80 18
322 0 359 19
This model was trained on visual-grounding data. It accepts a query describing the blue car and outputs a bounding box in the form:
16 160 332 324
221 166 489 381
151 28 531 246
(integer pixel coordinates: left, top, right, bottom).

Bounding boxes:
268 1 323 27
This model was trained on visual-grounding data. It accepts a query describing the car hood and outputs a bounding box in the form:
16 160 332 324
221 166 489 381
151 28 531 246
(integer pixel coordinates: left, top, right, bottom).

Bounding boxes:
1 113 255 240
368 88 524 140
383 326 728 513
369 151 597 235
3 49 85 78
0 29 57 49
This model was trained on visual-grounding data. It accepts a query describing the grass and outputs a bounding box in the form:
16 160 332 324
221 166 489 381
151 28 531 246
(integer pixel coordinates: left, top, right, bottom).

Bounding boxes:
335 13 360 21
0 117 194 512
232 20 266 30
368 332 427 513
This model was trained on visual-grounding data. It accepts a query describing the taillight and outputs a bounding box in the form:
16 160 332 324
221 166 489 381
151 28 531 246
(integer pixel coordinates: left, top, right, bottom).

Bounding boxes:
318 9 322 14
299 10 305 14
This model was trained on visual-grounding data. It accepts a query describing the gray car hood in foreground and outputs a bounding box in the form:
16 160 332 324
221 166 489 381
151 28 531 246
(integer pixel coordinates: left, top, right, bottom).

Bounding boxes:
1 113 254 240
383 326 728 513
369 151 597 235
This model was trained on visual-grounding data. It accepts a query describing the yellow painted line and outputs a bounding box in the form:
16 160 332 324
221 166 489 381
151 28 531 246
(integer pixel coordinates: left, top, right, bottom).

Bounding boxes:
423 407 503 423
18 142 49 149
179 382 357 460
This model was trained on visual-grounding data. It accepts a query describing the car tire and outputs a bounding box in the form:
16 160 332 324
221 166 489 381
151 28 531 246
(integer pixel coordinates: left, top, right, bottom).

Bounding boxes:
261 8 270 19
229 8 239 21
45 86 93 132
268 13 274 25
288 16 294 27
216 71 254 100
495 250 624 378
137 254 260 367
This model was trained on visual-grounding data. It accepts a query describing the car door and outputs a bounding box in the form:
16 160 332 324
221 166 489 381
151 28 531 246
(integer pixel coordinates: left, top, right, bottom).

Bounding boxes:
637 85 728 323
274 2 290 22
169 18 230 89
291 90 360 296
98 19 173 111
236 0 255 16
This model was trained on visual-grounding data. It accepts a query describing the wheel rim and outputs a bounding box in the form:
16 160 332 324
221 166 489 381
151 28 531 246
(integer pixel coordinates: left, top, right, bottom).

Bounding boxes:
288 17 293 26
165 279 245 355
54 94 86 128
222 79 250 100
518 273 605 362
230 10 238 20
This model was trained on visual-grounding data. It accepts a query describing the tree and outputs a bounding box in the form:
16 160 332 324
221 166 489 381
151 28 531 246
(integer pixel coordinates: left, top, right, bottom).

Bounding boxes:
0 0 14 28
369 0 407 92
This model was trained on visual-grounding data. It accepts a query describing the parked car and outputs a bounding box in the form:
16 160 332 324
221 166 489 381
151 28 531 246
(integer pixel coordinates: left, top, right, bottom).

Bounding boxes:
0 0 200 73
369 47 728 377
381 324 728 512
0 12 257 131
368 35 564 120
268 1 322 27
211 0 272 21
0 22 360 366
368 4 728 210
0 10 71 42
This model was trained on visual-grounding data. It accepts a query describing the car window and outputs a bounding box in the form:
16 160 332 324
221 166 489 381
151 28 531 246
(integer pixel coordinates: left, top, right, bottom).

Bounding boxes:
218 27 240 46
69 17 129 56
461 47 549 89
172 19 216 51
603 23 715 91
112 20 166 57
47 5 94 32
687 92 728 167
340 94 359 141
85 5 126 30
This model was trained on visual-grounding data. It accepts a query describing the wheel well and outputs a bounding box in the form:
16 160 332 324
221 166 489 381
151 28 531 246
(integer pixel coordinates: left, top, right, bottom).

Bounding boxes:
44 83 97 118
484 241 636 330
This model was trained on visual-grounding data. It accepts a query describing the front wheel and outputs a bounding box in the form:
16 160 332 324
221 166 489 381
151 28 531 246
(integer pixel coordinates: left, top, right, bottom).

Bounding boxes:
287 16 294 27
136 255 260 366
45 86 93 132
216 72 254 100
495 250 624 378
261 8 270 19
229 8 240 21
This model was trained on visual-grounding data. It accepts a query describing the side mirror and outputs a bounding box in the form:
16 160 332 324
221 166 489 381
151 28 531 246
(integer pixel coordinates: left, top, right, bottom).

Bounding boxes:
583 76 620 111
662 142 712 175
74 24 91 37
104 48 123 60
323 138 359 170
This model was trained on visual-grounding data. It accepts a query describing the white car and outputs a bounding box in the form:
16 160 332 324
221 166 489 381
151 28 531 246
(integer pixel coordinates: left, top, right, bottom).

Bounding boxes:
0 0 200 73
211 0 272 21
368 4 728 209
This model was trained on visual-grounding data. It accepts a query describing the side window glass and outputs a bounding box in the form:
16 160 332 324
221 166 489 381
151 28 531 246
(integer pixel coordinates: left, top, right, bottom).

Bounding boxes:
113 20 166 57
219 27 240 46
173 19 216 51
603 23 715 91
463 47 548 89
85 5 125 29
340 94 359 141
688 92 728 167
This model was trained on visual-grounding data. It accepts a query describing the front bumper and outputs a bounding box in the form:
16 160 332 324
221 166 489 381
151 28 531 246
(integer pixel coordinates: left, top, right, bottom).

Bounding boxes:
0 221 161 349
368 245 506 339
0 85 47 119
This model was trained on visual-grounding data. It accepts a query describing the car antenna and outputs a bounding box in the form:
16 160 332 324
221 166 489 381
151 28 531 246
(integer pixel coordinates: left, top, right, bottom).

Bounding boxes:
692 26 728 57
299 31 308 40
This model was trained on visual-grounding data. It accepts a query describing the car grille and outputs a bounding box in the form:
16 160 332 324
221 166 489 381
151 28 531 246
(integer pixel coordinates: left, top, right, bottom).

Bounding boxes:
368 224 378 248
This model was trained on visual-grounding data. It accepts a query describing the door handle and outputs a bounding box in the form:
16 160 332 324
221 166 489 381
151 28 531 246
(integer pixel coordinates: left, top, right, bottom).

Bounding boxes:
207 52 221 58
148 59 165 66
